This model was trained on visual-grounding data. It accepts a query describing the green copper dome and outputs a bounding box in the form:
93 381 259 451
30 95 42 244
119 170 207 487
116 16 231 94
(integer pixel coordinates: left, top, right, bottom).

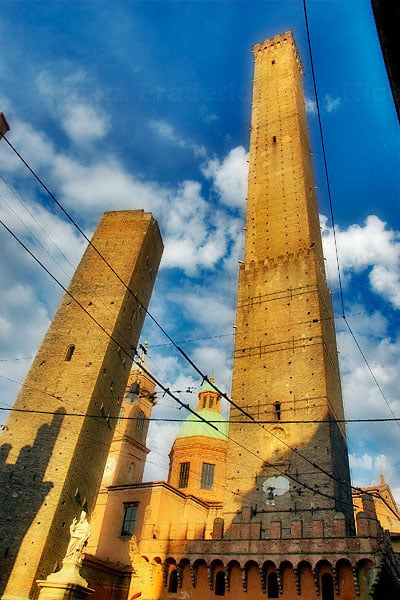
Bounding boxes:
176 409 228 441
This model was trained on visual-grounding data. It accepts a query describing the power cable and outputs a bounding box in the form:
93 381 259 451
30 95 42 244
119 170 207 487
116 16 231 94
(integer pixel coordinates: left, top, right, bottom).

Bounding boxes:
0 216 219 434
1 133 253 420
0 174 76 279
1 86 395 511
0 218 357 509
343 316 400 429
302 0 399 431
1 396 399 424
0 213 394 511
302 0 344 316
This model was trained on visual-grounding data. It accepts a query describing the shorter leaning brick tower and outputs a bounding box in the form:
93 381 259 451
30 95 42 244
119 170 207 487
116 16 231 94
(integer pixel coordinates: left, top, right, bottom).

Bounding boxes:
0 210 163 599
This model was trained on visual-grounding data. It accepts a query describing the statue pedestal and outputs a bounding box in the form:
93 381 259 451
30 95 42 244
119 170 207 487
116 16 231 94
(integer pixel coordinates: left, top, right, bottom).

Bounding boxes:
37 560 94 600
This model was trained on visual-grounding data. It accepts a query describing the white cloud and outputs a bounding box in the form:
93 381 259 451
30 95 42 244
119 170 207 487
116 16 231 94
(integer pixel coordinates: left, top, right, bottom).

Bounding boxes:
336 305 400 503
324 94 341 113
202 146 248 209
62 103 110 144
321 214 400 308
149 119 206 158
1 115 243 279
305 96 340 114
36 69 110 145
305 98 317 114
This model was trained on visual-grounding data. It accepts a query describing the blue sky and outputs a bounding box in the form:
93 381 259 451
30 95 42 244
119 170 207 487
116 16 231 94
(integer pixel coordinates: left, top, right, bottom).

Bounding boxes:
0 1 399 503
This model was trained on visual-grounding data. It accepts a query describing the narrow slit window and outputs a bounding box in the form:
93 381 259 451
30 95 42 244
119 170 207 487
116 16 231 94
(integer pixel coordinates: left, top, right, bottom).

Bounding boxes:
64 345 75 361
274 402 281 421
117 407 125 426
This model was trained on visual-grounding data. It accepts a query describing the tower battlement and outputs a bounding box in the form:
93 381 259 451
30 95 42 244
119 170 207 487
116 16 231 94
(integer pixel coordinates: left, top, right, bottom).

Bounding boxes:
253 30 303 74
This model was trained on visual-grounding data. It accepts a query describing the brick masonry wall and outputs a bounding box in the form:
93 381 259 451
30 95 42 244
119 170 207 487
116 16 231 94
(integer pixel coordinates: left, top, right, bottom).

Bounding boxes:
0 210 163 598
224 32 354 534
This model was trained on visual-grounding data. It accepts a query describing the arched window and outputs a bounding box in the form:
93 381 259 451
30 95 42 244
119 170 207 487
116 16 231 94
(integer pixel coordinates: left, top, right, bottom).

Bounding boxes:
215 571 225 596
321 573 334 600
136 410 146 431
168 569 178 593
64 345 75 361
267 572 279 598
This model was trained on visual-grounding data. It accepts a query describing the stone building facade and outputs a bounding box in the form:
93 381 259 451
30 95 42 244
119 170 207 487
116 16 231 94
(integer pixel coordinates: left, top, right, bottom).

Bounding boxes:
83 32 400 600
0 210 163 598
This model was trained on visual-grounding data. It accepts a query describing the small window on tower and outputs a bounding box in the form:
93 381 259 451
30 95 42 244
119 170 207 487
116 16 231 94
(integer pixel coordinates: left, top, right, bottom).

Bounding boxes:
64 345 75 361
178 462 190 488
209 396 214 409
272 60 275 65
274 402 281 421
272 135 277 143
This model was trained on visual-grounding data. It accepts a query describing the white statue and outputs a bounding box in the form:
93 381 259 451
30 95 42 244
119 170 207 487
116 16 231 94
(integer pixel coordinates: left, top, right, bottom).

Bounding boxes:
64 511 91 563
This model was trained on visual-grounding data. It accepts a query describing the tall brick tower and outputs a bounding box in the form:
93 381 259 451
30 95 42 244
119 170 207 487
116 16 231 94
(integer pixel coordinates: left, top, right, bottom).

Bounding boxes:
0 210 163 598
224 31 354 536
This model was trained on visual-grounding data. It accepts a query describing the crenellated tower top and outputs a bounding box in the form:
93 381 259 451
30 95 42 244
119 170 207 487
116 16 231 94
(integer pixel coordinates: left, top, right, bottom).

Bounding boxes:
253 30 303 74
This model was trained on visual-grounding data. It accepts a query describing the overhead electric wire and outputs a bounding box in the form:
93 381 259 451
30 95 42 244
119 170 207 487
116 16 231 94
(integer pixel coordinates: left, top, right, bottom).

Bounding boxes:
1 391 399 424
0 218 359 509
343 317 399 427
302 0 399 432
0 174 76 279
1 132 392 417
0 159 395 509
1 133 254 421
302 0 344 317
0 216 219 434
1 31 396 511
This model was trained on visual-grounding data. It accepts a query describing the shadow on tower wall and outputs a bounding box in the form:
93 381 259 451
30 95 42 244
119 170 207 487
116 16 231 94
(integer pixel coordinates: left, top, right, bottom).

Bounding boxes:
0 408 65 594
